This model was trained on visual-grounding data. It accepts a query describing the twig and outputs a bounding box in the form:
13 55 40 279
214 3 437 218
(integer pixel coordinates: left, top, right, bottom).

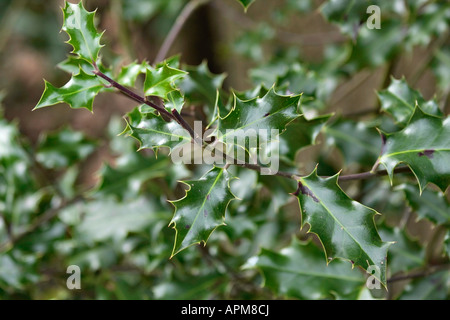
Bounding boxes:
154 0 211 64
387 263 450 284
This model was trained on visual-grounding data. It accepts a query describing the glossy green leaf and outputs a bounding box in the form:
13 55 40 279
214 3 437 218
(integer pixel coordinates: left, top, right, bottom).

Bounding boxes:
123 107 191 152
165 90 185 114
378 77 442 126
62 1 104 63
169 167 236 257
245 238 365 299
117 61 148 87
397 184 450 225
216 88 301 150
399 270 449 300
143 63 188 99
36 127 96 169
379 227 425 274
379 107 450 192
34 69 104 111
293 168 392 285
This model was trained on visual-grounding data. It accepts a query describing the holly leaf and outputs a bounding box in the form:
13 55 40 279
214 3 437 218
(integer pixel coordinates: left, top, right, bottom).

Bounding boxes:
236 0 256 12
378 77 442 126
169 167 236 257
216 88 301 150
165 90 185 114
143 63 188 99
62 1 104 63
34 69 105 111
123 107 191 152
397 184 450 225
245 238 365 299
379 106 450 192
116 61 149 87
399 270 449 300
293 167 392 285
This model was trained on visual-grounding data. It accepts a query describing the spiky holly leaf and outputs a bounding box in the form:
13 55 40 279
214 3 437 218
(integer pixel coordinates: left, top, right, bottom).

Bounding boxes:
397 184 450 225
236 0 256 11
169 167 236 257
216 88 301 151
123 107 191 152
379 107 450 192
165 90 185 114
143 63 188 100
378 77 442 126
62 1 104 63
34 69 104 111
245 238 365 299
293 167 392 285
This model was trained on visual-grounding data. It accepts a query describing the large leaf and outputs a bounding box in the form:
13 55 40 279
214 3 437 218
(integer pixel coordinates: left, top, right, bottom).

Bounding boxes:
378 77 442 126
124 107 191 152
399 270 449 300
62 1 104 63
143 63 187 100
379 106 450 192
169 167 236 257
216 88 301 150
34 69 104 111
397 184 450 225
245 238 365 299
293 168 392 285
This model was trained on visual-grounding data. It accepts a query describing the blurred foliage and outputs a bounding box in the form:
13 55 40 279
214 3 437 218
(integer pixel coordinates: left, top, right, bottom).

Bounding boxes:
0 0 449 300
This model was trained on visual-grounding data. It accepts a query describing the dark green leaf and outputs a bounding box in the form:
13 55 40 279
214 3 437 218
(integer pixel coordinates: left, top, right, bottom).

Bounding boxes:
143 63 187 99
379 107 450 192
399 270 449 300
293 168 392 285
169 167 236 257
245 238 365 299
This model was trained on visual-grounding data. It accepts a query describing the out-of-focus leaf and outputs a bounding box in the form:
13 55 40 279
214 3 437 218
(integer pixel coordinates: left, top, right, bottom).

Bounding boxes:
379 227 425 274
293 168 392 285
431 47 450 91
379 107 450 192
399 270 449 300
235 0 256 12
378 77 442 126
153 273 224 299
324 118 381 166
36 127 96 169
397 184 450 225
169 167 236 257
34 69 105 111
245 238 365 299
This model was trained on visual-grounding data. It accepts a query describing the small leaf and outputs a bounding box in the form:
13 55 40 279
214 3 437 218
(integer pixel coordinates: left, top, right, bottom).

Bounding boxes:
378 77 442 126
245 238 365 299
169 167 237 257
397 184 450 225
34 69 104 111
236 0 256 12
216 87 301 150
62 1 104 63
165 90 185 114
116 61 149 87
379 106 450 192
124 107 191 152
143 63 188 99
293 168 392 285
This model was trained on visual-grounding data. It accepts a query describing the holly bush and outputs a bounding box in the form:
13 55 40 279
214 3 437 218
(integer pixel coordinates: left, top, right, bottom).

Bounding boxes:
0 0 449 300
